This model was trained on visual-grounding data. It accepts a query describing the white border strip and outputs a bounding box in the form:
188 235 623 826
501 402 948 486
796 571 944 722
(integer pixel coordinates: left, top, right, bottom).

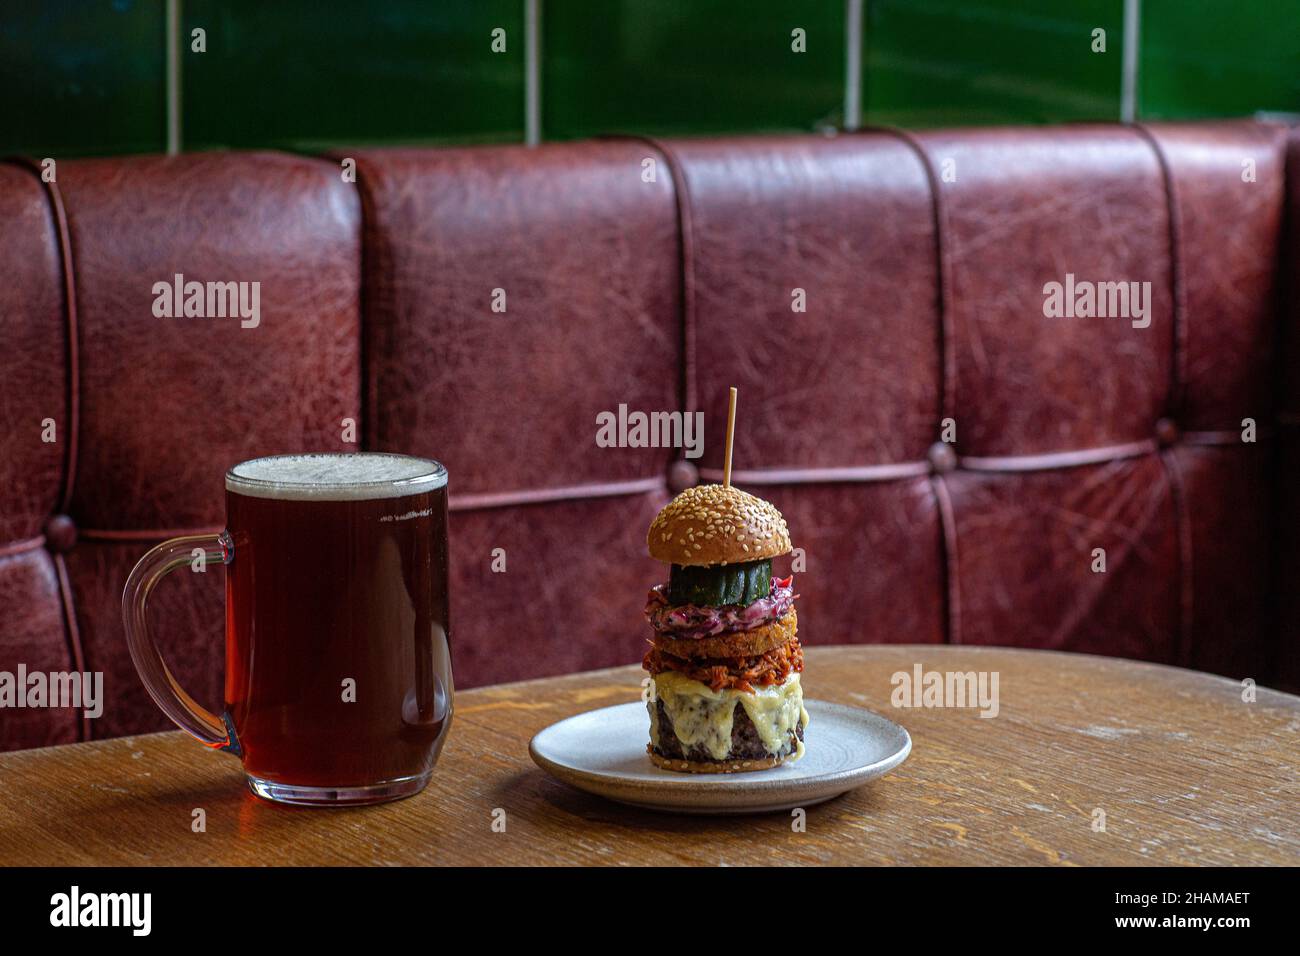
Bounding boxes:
525 0 541 145
165 0 182 154
1120 0 1140 122
844 0 863 130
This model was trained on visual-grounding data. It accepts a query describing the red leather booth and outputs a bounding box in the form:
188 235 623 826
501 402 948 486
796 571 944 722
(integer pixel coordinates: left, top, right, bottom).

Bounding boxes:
2 120 1297 751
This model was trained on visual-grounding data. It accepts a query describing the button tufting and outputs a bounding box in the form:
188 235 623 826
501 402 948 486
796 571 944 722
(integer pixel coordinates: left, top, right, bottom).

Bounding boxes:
44 514 77 553
927 442 958 474
1155 417 1181 447
667 460 699 493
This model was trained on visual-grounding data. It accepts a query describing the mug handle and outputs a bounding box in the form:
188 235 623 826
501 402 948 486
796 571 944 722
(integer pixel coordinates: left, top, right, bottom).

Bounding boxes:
122 530 240 754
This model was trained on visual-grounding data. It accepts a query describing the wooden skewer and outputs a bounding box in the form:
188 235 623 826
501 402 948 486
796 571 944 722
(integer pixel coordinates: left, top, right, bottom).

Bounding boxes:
723 387 737 487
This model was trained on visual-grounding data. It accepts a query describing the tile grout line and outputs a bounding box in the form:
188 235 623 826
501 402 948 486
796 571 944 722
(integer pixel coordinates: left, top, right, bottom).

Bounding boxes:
165 0 182 154
525 0 541 145
844 0 863 131
1120 0 1140 122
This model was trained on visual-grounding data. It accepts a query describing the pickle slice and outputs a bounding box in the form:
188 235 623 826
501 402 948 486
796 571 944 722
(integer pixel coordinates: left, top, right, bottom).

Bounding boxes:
667 559 772 607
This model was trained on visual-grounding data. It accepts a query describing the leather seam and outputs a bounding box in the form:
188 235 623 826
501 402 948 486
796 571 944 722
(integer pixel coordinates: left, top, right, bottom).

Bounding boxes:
856 127 954 427
960 440 1157 472
695 438 1263 485
617 136 697 420
1157 447 1195 667
930 474 961 646
1131 124 1187 421
52 554 90 743
698 463 931 484
6 158 86 742
6 158 81 514
1132 124 1193 670
0 536 46 560
854 127 957 650
449 477 666 512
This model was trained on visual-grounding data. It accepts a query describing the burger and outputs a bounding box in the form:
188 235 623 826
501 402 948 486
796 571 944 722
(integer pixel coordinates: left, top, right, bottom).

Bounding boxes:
642 483 808 773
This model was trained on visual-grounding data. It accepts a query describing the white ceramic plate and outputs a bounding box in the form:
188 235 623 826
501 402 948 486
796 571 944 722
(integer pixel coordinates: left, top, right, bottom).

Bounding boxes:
528 699 912 814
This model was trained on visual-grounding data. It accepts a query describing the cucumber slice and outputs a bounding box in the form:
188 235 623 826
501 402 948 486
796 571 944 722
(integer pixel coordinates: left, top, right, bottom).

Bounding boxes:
667 559 771 607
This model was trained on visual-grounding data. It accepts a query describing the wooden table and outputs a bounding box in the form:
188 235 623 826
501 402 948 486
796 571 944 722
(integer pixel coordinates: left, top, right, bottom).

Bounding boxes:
1 646 1296 866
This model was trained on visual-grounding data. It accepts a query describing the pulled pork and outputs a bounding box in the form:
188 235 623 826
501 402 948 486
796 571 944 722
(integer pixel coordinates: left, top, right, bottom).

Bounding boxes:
644 636 804 693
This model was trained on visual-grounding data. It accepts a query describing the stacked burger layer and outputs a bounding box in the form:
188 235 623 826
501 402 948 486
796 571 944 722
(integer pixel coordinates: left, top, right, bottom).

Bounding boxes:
642 484 809 773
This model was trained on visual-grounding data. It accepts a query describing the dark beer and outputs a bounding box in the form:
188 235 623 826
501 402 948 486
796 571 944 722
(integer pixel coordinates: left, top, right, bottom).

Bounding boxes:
223 454 452 801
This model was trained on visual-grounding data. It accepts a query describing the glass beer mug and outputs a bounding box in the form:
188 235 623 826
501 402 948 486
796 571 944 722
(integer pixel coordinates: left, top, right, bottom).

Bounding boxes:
123 453 453 806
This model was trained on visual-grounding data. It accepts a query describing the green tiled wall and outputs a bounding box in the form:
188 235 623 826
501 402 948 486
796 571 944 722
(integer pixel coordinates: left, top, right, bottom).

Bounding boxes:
2 1 166 157
182 0 523 151
4 0 1299 158
864 0 1123 127
1139 0 1300 119
543 0 845 139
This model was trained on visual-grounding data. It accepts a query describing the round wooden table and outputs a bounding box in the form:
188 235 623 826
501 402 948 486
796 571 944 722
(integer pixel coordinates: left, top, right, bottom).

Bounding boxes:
0 645 1296 865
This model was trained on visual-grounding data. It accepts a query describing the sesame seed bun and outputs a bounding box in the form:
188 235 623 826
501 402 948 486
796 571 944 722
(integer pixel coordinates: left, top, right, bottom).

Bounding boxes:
647 484 791 566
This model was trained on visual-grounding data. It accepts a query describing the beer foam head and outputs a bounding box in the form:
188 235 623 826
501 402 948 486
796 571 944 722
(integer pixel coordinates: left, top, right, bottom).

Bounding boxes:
227 453 447 501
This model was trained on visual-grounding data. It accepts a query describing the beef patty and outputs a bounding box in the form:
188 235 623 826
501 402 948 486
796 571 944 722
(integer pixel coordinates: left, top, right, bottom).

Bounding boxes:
650 698 804 763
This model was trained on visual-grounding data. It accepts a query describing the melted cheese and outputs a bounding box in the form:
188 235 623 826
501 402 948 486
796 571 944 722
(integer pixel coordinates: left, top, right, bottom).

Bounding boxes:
650 671 808 762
